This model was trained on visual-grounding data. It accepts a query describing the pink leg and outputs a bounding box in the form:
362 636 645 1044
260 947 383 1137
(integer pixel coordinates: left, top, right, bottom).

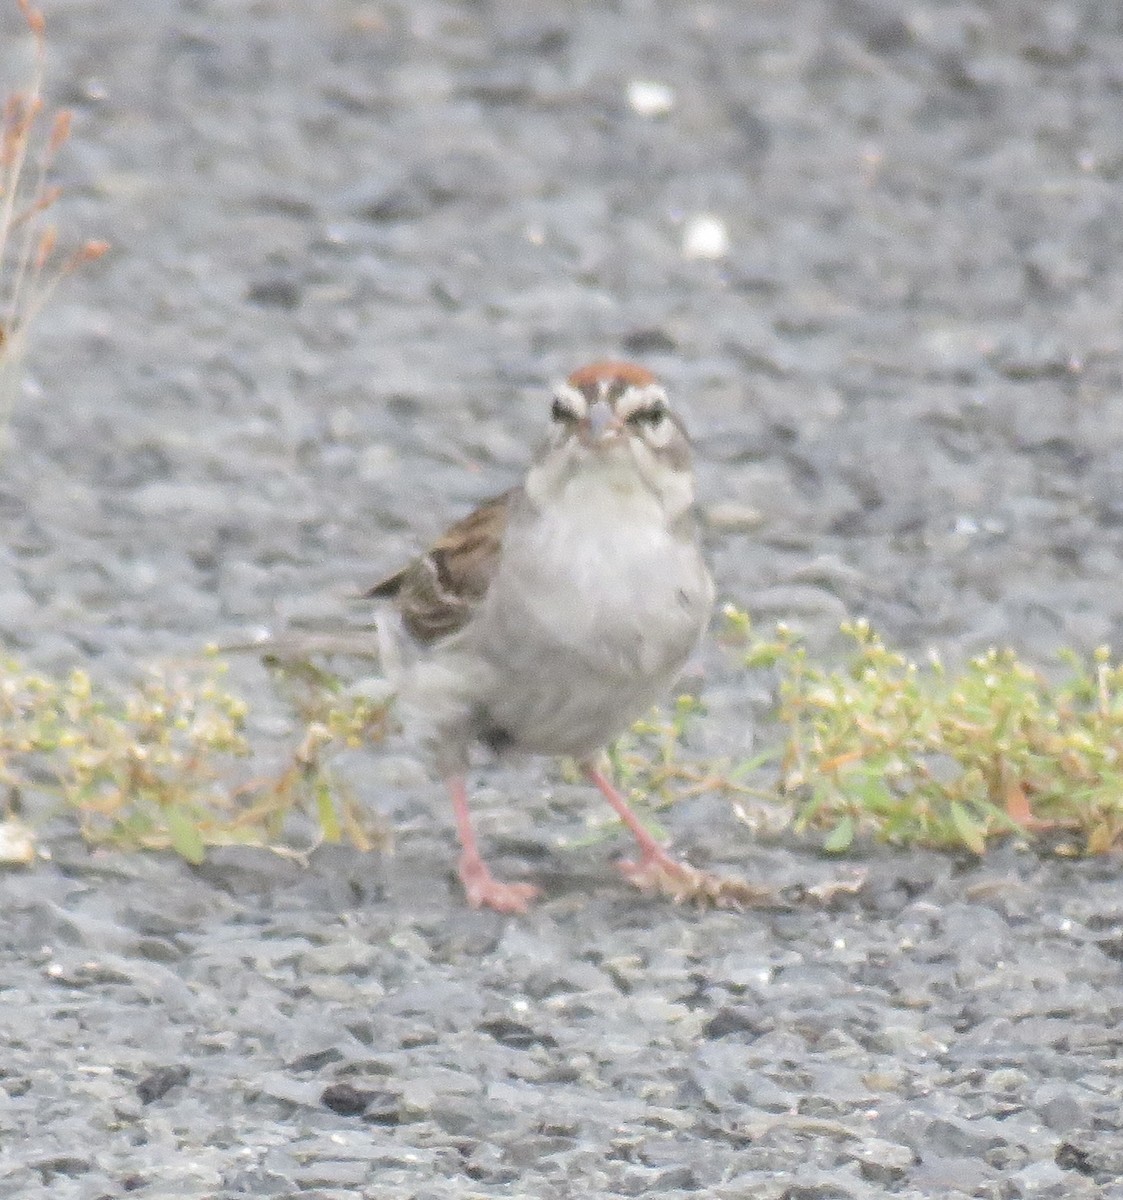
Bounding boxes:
583 764 773 909
582 763 691 886
447 776 540 913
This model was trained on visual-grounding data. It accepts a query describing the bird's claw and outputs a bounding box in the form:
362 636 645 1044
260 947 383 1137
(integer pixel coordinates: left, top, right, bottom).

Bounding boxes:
458 856 540 913
617 855 773 910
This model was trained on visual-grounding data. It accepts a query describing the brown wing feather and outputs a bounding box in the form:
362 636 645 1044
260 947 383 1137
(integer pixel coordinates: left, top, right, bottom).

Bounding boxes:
365 489 513 644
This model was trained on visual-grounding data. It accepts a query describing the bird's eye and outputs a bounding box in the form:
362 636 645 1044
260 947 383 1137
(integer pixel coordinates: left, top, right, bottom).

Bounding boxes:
551 398 578 423
627 405 666 428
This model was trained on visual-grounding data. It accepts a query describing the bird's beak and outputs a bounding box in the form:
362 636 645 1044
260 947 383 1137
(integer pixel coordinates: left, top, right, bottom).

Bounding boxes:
582 399 622 444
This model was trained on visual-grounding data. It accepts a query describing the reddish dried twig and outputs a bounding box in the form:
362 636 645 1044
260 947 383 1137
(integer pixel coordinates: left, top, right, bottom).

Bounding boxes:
0 0 107 422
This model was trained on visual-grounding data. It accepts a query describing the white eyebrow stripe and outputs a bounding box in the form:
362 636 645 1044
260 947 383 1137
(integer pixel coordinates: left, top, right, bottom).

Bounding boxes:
616 383 668 417
552 382 588 415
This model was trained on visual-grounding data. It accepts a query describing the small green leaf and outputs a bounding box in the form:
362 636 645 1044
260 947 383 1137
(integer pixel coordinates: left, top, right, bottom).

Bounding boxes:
315 779 341 843
166 807 206 865
824 816 854 853
950 801 986 855
726 746 784 779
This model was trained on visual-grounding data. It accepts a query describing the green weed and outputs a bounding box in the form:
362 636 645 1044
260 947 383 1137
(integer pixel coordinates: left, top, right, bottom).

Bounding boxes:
4 609 1122 865
0 651 391 864
728 609 1123 855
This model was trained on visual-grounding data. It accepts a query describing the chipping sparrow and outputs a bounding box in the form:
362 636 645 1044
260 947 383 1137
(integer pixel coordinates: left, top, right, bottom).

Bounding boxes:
369 361 754 912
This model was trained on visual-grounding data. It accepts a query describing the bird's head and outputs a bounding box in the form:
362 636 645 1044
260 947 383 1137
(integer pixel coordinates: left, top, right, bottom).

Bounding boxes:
526 361 695 515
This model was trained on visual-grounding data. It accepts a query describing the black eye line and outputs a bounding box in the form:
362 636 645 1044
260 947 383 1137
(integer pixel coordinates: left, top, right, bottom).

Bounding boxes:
551 398 579 423
626 405 666 427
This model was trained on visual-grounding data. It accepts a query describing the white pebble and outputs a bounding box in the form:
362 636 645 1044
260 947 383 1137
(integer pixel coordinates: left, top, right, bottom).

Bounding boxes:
627 79 675 117
682 213 729 260
706 501 765 533
0 819 35 865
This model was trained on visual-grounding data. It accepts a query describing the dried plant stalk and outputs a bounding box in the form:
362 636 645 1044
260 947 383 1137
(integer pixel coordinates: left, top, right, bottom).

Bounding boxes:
0 0 107 440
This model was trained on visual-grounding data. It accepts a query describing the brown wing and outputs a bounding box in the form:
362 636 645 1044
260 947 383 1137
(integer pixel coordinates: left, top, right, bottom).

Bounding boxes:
365 489 513 644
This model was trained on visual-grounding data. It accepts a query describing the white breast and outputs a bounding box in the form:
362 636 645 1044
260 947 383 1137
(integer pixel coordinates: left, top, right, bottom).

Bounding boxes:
456 474 713 758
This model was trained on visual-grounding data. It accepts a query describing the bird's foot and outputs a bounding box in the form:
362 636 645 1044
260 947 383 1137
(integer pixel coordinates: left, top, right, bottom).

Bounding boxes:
458 854 540 914
617 851 773 910
581 762 774 909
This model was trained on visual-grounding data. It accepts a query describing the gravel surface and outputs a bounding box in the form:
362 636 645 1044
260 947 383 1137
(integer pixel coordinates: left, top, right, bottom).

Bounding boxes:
2 0 1123 1196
